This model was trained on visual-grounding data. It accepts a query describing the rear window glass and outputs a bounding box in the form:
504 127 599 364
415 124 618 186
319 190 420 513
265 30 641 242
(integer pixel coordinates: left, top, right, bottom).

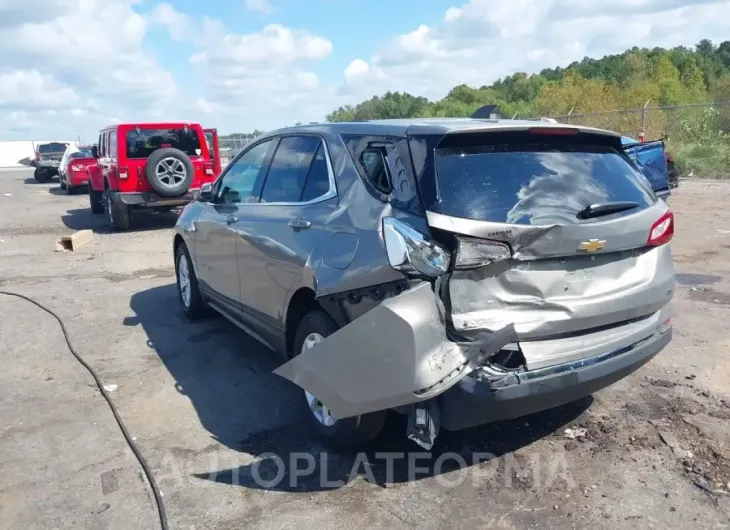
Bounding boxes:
38 143 67 153
432 144 655 225
71 150 93 159
125 128 202 159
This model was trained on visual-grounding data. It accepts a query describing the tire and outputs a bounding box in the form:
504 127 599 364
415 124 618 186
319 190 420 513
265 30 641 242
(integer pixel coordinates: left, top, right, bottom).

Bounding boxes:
144 148 194 198
59 174 67 190
89 184 104 214
175 243 207 319
292 310 387 447
34 168 50 183
105 188 131 231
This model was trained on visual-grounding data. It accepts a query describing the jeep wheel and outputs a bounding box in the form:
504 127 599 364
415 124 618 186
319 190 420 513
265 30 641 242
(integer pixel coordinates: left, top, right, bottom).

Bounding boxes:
292 310 387 447
34 168 50 183
144 148 194 198
105 190 131 231
89 184 104 214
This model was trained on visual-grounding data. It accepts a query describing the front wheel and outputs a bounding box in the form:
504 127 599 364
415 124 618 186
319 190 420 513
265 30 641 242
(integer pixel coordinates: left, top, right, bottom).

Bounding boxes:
175 243 207 319
292 310 386 447
89 184 104 214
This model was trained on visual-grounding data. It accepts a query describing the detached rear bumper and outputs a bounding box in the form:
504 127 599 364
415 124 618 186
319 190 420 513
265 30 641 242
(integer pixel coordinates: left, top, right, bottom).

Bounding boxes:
439 326 671 431
114 189 199 208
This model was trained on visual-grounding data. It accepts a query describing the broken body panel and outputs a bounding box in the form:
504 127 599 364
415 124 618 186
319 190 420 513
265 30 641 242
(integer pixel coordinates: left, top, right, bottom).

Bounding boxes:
266 121 675 428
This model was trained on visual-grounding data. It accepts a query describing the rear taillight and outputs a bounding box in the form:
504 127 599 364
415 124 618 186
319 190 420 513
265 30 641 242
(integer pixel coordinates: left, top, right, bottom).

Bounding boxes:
647 211 674 246
204 161 214 176
382 217 450 278
454 237 512 270
118 165 128 179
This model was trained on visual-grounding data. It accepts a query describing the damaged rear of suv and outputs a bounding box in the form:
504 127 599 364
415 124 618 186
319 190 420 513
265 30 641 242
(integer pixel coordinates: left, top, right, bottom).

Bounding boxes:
174 119 675 449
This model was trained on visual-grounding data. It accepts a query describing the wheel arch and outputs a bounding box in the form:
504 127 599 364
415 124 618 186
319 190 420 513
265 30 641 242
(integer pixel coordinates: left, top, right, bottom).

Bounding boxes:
284 287 326 358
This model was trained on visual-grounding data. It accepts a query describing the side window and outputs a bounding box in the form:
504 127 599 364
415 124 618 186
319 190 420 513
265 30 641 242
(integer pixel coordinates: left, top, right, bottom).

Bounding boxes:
260 136 321 203
217 139 273 204
360 148 392 194
99 133 106 158
300 144 331 202
109 132 117 159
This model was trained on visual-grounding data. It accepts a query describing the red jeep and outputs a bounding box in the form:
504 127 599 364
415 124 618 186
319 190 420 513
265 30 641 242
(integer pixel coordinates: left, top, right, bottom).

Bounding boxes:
88 122 220 231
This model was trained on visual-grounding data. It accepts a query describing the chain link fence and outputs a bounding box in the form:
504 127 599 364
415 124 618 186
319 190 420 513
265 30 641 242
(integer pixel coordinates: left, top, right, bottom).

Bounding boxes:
536 102 730 179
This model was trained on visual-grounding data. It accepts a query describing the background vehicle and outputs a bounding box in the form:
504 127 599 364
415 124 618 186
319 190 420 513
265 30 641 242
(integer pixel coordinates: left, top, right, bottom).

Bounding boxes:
621 136 678 195
58 143 79 180
88 122 220 231
59 146 95 195
34 142 69 183
173 120 675 448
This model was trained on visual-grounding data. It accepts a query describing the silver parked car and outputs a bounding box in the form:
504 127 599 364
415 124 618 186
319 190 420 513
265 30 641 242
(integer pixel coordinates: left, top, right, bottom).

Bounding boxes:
173 119 675 448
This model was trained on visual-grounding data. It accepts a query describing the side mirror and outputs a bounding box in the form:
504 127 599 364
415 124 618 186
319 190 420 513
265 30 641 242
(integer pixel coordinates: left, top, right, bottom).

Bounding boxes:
91 145 99 159
198 182 214 202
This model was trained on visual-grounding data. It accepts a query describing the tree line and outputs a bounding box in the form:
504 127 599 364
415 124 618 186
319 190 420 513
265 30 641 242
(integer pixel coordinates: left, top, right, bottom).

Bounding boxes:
324 39 730 122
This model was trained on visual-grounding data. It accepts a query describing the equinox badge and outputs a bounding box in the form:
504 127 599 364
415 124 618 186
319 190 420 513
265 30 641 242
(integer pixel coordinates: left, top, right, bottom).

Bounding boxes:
578 239 606 252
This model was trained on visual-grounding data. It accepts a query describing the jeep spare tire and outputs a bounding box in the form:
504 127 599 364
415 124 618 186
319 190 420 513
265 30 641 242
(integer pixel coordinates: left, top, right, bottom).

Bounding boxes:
145 148 195 198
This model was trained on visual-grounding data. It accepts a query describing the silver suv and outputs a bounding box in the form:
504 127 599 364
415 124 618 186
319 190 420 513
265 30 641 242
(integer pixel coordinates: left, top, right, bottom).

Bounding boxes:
173 119 675 448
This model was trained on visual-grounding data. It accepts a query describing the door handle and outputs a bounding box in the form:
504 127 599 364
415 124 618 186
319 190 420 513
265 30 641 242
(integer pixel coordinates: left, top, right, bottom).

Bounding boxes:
225 215 238 225
288 218 311 230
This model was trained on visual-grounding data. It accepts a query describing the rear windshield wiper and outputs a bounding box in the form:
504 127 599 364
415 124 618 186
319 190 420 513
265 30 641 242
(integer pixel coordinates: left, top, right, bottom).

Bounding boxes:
577 201 639 220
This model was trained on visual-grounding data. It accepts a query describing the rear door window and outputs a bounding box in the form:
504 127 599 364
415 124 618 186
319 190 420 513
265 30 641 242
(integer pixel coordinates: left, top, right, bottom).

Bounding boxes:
126 127 202 158
432 142 655 225
38 142 67 153
260 136 321 203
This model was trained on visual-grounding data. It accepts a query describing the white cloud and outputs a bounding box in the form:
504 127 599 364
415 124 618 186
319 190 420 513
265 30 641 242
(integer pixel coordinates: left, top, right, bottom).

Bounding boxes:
2 0 730 140
0 0 179 141
341 0 730 103
244 0 274 15
147 2 193 41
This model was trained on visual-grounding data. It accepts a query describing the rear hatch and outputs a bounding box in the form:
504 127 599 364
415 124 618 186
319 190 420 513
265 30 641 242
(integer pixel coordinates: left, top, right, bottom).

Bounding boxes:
123 126 216 191
411 126 675 368
37 142 68 163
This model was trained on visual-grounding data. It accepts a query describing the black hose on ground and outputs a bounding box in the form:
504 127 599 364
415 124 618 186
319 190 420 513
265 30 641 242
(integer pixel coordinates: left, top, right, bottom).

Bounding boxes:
0 291 168 530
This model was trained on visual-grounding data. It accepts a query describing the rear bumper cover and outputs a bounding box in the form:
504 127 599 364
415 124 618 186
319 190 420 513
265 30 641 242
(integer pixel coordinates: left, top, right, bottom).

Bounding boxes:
274 281 671 426
114 189 199 207
439 327 671 431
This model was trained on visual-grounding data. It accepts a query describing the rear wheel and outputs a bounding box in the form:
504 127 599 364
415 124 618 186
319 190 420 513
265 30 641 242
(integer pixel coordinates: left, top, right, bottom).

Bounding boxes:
34 168 50 183
292 310 386 447
89 184 104 214
105 189 131 231
59 174 67 191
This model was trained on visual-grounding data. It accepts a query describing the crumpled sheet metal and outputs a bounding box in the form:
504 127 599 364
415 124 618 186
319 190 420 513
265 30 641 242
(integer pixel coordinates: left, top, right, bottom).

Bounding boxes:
274 282 516 419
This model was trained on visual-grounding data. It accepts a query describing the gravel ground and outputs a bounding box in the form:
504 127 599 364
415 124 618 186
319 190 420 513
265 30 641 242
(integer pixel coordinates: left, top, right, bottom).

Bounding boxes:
1 169 729 529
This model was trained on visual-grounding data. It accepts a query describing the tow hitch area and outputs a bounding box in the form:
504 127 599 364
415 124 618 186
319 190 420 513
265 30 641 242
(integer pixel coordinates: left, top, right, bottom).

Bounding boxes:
274 282 517 421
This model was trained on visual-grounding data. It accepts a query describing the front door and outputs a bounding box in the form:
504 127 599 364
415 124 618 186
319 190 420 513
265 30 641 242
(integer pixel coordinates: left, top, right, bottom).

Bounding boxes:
192 138 277 314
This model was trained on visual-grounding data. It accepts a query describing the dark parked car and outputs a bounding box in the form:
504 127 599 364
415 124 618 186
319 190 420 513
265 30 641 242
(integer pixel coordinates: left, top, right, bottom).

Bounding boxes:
622 136 679 195
173 119 675 448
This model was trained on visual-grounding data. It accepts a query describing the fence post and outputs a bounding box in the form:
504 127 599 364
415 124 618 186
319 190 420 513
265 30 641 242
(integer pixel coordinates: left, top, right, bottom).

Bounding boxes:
640 99 651 141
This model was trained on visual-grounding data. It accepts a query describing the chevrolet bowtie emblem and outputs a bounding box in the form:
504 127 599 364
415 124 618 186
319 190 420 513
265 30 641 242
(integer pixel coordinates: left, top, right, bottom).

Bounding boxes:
578 239 606 252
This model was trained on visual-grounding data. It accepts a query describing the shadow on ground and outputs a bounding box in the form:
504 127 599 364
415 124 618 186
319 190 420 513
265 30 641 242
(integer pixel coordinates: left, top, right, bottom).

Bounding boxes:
62 207 179 233
130 284 591 493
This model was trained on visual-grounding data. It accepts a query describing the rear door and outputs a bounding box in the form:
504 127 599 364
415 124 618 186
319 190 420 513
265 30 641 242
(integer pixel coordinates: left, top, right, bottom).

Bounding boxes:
232 135 337 346
623 140 670 196
204 128 222 177
413 128 675 361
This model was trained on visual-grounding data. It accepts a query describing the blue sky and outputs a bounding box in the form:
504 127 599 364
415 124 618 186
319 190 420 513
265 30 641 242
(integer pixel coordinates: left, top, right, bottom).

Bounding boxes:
1 0 729 140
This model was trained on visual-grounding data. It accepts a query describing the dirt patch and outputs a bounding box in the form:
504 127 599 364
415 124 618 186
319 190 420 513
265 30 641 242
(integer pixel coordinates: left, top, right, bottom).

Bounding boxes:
687 286 730 305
